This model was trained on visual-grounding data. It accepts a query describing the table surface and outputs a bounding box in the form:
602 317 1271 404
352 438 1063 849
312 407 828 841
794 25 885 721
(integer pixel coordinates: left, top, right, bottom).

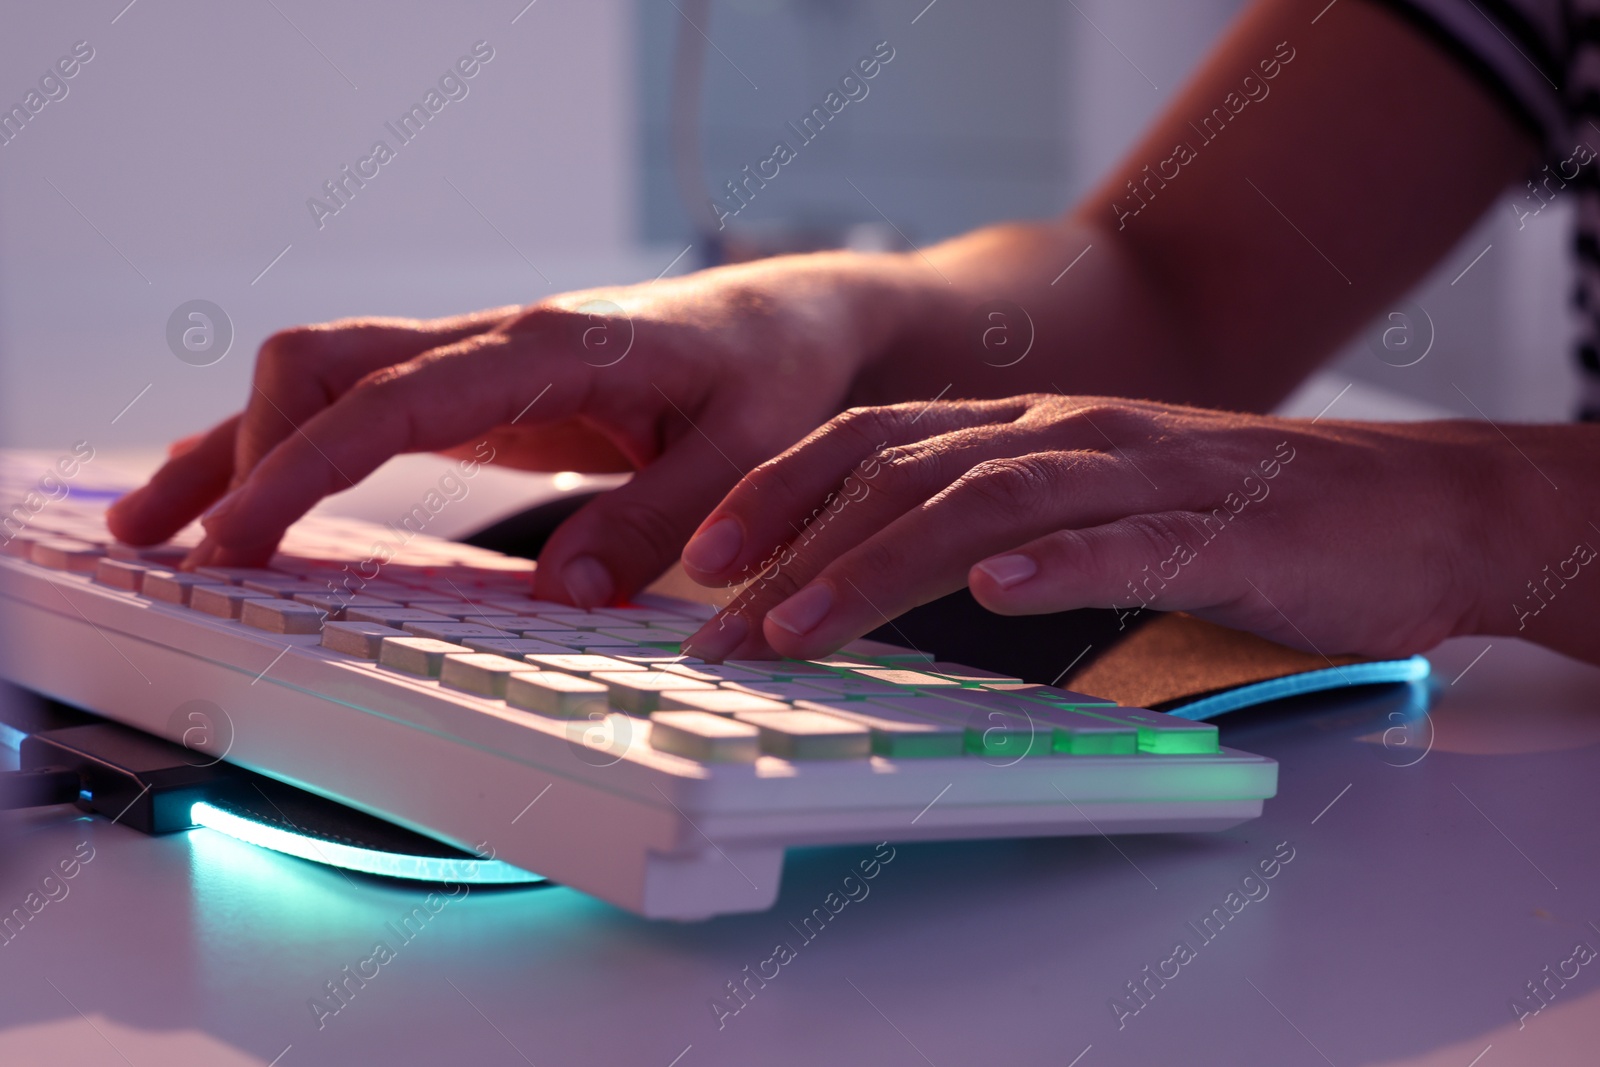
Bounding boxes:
2 434 1598 1067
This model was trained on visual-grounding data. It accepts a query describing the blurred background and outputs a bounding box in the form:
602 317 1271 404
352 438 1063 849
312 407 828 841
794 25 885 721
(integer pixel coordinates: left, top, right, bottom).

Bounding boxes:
0 0 1578 454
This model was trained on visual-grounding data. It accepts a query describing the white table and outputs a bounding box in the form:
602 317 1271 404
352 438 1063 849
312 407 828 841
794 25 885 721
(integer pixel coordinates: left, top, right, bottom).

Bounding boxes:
1 631 1596 1066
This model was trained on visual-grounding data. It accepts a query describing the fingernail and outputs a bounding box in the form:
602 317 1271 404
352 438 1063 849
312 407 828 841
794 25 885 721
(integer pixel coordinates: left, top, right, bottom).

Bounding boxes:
561 555 614 608
201 485 245 528
682 517 742 575
767 583 833 637
976 554 1037 589
681 611 748 662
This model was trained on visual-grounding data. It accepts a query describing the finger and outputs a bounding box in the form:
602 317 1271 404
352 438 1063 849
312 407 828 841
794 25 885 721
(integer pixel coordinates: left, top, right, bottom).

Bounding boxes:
437 419 634 473
167 431 206 459
680 397 1031 585
533 426 758 608
105 415 241 545
680 426 1083 661
969 510 1252 619
198 335 594 562
233 307 521 488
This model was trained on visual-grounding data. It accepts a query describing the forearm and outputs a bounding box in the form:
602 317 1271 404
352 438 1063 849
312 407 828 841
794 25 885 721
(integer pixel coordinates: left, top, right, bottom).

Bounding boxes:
1468 424 1600 664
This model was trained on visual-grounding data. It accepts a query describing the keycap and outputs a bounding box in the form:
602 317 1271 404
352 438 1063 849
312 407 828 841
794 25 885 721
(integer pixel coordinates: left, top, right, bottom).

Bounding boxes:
241 598 327 635
321 621 408 659
871 695 1054 759
499 617 569 631
598 645 696 665
636 619 699 636
594 606 683 623
591 671 715 714
93 558 148 592
724 660 838 680
142 571 220 606
441 653 529 698
721 681 833 703
194 567 289 584
795 699 965 758
399 621 514 642
648 711 760 763
595 627 683 647
460 637 578 658
633 592 718 619
191 585 277 620
933 689 1135 754
292 593 400 618
840 638 934 663
1050 704 1219 754
981 683 1117 706
106 543 188 567
658 690 792 716
241 578 332 597
525 654 645 677
656 662 770 684
480 597 579 615
536 612 619 630
31 538 104 572
790 676 904 700
344 606 455 628
733 709 872 760
926 662 1023 685
850 668 962 688
379 637 471 677
454 613 545 629
505 671 609 719
521 629 604 648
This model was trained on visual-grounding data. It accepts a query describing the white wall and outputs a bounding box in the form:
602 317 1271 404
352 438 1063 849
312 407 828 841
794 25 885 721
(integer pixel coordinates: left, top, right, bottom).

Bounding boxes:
0 0 637 449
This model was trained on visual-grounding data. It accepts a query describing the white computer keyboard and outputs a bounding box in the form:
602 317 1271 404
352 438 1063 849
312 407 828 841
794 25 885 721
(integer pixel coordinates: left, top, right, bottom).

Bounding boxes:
0 453 1276 919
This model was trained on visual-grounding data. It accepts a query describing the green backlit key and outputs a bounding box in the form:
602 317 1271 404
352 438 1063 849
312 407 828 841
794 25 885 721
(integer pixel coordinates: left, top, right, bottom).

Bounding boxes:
935 689 1136 755
796 699 965 759
1055 704 1220 754
866 695 1052 759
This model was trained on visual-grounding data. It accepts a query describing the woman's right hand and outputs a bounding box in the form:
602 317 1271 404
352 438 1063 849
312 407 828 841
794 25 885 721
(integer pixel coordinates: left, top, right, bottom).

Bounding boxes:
106 253 905 606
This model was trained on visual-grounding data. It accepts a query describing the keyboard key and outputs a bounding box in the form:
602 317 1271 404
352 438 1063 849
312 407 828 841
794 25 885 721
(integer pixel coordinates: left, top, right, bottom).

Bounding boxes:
506 670 610 718
733 709 872 761
532 629 635 648
870 695 1054 759
344 606 456 628
454 614 545 629
648 711 760 763
191 585 277 619
535 612 619 630
725 660 837 680
926 662 1023 685
655 662 770 685
105 543 188 567
399 622 514 642
440 653 529 698
460 636 579 658
142 571 220 606
292 593 400 619
525 654 645 678
1049 705 1219 754
981 683 1117 706
480 597 580 615
599 645 696 665
195 567 289 584
31 538 105 572
632 592 718 620
849 668 963 688
93 558 148 592
790 676 904 700
591 671 715 714
932 689 1135 754
241 578 332 597
379 637 471 677
241 598 327 635
840 638 934 663
595 627 683 647
321 621 408 659
796 699 965 759
720 680 834 703
658 690 791 716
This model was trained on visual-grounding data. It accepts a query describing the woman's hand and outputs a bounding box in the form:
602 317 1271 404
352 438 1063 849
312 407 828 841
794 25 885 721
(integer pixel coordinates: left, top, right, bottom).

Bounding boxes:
106 256 906 606
679 394 1527 662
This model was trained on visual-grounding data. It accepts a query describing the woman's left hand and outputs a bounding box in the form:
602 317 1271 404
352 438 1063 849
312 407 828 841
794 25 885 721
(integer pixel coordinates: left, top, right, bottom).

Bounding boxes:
677 394 1517 663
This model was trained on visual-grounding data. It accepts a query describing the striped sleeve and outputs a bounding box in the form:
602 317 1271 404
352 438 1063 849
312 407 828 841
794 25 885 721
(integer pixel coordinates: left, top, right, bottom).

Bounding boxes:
1366 0 1568 155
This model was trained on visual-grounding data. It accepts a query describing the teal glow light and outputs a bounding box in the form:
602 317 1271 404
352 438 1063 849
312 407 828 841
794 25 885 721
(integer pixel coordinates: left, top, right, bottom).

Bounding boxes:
1168 656 1432 721
189 802 545 886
